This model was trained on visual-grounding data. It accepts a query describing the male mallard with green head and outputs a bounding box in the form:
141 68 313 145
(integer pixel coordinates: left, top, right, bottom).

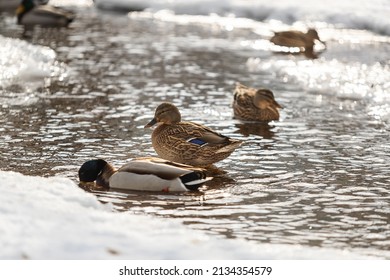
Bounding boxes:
79 157 212 192
144 102 243 167
233 83 282 122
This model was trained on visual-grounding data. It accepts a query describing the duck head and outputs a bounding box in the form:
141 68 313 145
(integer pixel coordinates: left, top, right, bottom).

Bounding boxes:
145 102 182 128
16 0 35 21
78 159 108 182
307 28 326 46
254 89 282 110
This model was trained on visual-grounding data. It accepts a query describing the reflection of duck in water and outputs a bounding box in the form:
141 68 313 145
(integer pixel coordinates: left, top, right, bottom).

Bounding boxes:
233 83 282 122
270 28 326 58
78 157 212 192
235 122 275 139
16 0 75 27
144 102 243 167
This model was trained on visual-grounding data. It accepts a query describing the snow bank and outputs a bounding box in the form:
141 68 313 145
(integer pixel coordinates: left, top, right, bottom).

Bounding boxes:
94 0 390 35
0 171 375 259
0 35 56 89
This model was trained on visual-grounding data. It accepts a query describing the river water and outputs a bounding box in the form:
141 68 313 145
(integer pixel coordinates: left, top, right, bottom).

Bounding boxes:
0 0 389 258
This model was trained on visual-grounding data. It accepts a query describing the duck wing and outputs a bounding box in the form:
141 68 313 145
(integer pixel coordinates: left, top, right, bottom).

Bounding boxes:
34 5 75 20
178 122 233 145
118 157 205 180
271 31 308 47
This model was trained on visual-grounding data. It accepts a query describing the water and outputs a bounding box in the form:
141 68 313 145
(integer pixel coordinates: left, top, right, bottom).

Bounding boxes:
1 1 389 258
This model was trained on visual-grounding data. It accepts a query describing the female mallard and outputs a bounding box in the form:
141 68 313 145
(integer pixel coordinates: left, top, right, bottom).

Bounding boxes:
16 0 74 27
144 102 243 167
233 83 282 122
270 28 325 52
78 157 212 192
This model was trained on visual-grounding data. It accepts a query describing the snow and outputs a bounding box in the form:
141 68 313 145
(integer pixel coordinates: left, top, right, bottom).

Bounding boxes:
0 35 56 90
94 0 390 35
0 170 376 259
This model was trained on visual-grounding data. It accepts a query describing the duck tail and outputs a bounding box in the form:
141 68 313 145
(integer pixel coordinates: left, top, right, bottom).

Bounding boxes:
180 171 212 191
217 139 243 153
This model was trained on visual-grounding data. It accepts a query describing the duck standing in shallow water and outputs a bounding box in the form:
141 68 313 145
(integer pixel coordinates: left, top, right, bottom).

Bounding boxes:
233 83 282 122
144 102 243 167
270 28 325 52
16 0 75 27
78 157 212 192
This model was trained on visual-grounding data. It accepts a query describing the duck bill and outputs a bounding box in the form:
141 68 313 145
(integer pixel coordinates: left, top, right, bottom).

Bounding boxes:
16 5 25 15
144 118 157 128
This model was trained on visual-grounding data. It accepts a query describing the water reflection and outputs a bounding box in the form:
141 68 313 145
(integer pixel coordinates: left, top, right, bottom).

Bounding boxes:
235 121 276 138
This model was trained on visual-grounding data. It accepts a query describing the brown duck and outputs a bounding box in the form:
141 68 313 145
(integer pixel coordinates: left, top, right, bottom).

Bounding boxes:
233 83 282 122
144 102 243 167
270 28 325 52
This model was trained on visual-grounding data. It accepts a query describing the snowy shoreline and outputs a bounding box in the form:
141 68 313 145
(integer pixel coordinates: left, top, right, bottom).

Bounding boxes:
0 170 379 259
94 0 390 36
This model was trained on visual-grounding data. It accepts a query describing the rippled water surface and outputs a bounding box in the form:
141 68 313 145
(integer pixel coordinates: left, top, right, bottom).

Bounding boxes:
1 6 390 258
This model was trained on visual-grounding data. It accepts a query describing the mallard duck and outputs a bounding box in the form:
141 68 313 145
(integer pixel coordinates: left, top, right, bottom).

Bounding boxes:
16 0 74 27
0 0 48 12
144 102 243 167
233 83 282 122
78 157 212 192
270 28 325 52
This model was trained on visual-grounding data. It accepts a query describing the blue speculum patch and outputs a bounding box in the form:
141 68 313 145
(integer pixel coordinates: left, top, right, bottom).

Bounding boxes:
188 138 207 146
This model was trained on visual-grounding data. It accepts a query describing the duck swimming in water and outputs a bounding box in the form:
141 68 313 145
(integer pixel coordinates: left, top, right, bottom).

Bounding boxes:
233 83 282 122
78 157 212 192
16 0 75 27
270 28 325 52
0 0 47 12
144 102 243 167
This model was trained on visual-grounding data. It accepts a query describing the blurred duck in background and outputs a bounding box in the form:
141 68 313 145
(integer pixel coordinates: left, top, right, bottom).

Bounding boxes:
0 0 48 12
270 28 326 58
16 0 74 27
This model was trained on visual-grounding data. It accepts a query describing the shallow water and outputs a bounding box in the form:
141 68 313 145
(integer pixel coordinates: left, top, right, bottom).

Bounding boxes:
1 5 390 258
